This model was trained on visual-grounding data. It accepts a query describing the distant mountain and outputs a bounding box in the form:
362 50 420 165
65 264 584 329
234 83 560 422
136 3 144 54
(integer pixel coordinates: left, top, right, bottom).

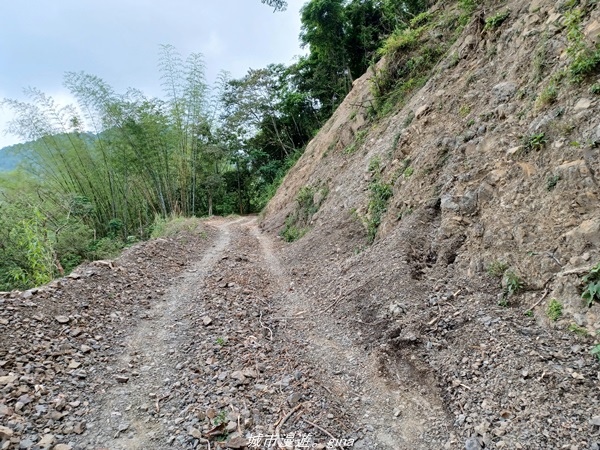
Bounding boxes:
0 144 22 171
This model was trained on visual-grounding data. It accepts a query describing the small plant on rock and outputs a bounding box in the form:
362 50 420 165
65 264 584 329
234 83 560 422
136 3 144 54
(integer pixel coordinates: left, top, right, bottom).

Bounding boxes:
568 323 588 336
546 174 560 191
487 260 508 277
522 132 547 151
582 262 600 307
504 270 524 296
484 10 510 30
546 298 563 321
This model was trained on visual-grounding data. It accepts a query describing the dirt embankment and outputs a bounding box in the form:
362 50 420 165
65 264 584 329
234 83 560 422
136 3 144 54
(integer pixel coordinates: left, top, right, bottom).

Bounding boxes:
261 0 600 448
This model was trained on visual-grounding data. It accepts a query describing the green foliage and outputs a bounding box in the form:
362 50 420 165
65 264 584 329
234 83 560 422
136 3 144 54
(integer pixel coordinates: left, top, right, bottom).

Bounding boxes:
565 8 600 83
280 184 328 242
7 210 55 288
536 83 558 107
569 323 588 336
546 298 563 321
582 262 600 307
591 343 600 360
522 132 547 151
370 7 456 118
150 214 205 238
215 336 227 346
364 158 393 243
546 174 560 191
590 83 600 94
344 130 368 154
504 270 524 297
403 166 414 178
213 410 228 426
487 260 508 277
484 10 510 30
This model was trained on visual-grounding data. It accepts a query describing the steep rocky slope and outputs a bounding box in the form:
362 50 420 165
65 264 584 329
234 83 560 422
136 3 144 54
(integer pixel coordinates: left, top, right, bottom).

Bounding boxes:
262 0 600 447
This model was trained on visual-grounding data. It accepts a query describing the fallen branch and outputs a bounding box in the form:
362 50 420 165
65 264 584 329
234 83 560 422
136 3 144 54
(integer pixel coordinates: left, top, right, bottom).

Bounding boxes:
259 311 274 340
274 404 302 448
304 418 343 449
526 288 549 313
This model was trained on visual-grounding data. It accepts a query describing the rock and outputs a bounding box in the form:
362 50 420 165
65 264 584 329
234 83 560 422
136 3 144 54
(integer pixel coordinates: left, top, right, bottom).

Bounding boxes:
55 315 70 324
0 375 17 385
585 20 600 44
565 219 600 247
574 98 592 111
230 371 246 382
287 392 303 407
67 361 81 370
74 422 86 434
38 434 55 448
189 427 202 439
0 426 13 439
203 316 213 326
465 437 482 450
415 104 430 119
115 375 129 384
80 345 92 353
590 416 600 426
492 82 517 103
53 445 73 450
70 328 83 337
225 437 249 449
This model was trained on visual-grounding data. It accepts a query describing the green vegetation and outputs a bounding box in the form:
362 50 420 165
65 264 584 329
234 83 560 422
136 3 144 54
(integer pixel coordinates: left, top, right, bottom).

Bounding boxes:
582 262 600 307
487 260 508 277
546 174 560 191
565 8 600 83
484 10 510 30
213 410 228 426
504 271 524 297
569 323 588 336
522 132 547 151
370 6 458 117
459 104 471 117
590 83 600 94
364 157 393 243
403 166 414 178
280 185 328 242
344 129 368 154
536 83 558 107
215 337 227 346
546 298 563 321
150 215 207 238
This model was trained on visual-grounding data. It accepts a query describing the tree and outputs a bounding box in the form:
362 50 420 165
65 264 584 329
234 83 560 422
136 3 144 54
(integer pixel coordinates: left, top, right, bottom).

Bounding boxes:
261 0 287 11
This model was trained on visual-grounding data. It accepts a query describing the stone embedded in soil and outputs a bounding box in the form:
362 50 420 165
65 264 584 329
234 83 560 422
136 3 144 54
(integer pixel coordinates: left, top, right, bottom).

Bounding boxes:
0 375 17 385
0 425 13 439
53 445 73 450
114 375 129 383
225 436 249 449
37 434 55 448
189 427 202 439
55 315 70 324
465 437 483 450
202 316 213 326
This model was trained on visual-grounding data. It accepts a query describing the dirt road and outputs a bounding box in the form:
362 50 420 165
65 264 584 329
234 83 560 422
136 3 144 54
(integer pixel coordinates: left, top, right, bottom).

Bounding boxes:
0 217 448 450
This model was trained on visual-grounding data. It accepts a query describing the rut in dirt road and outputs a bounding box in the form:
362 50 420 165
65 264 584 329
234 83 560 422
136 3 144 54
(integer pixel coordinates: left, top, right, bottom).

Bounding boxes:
76 217 243 449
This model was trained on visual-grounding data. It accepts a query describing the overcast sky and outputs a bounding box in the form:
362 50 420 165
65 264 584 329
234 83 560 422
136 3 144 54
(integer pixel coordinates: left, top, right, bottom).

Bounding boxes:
0 0 306 149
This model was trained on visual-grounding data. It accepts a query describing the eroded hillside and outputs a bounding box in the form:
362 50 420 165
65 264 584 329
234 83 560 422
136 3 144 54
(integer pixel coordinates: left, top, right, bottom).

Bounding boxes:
262 0 600 447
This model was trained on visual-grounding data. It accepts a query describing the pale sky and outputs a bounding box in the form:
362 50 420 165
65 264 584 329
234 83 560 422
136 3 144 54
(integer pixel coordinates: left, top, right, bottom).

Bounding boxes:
0 0 306 148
